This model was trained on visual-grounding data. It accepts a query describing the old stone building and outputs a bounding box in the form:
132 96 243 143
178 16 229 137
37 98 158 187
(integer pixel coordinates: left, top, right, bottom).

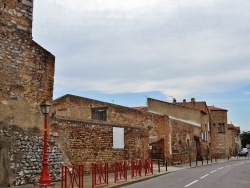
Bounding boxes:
176 98 211 158
52 94 170 165
227 123 241 156
0 0 60 186
146 98 207 164
208 106 228 158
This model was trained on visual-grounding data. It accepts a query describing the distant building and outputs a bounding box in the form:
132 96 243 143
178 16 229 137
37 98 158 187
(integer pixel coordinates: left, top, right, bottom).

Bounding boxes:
227 123 241 156
208 106 228 158
146 98 206 164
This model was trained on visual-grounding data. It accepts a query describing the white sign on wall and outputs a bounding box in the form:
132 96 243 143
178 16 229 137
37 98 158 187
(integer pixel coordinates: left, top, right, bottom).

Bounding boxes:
113 127 124 149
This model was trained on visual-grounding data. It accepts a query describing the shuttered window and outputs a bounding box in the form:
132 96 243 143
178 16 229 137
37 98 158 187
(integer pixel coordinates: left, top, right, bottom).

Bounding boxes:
91 107 107 121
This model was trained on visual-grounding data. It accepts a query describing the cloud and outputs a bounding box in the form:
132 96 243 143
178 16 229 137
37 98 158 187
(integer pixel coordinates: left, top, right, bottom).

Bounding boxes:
33 0 250 100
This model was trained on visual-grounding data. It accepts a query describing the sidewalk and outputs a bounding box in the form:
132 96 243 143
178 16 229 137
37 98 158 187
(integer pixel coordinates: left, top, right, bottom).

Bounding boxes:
11 157 249 188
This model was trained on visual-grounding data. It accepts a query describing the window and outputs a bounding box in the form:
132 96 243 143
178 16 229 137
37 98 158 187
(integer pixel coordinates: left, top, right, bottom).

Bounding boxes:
218 123 225 133
202 131 207 141
91 107 107 121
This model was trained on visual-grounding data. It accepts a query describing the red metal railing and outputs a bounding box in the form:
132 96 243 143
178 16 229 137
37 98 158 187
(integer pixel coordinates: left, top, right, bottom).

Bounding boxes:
61 164 84 188
131 160 141 179
114 161 128 183
144 158 153 176
92 162 108 188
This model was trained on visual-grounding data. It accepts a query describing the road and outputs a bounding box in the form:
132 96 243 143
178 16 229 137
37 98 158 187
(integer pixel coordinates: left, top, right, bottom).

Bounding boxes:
121 159 250 188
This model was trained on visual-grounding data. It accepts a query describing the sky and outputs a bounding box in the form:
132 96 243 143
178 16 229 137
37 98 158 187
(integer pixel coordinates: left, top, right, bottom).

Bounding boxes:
32 0 250 131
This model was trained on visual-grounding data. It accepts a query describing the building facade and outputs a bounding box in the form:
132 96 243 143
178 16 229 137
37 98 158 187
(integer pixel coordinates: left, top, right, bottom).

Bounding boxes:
208 106 228 158
0 0 57 186
147 98 207 163
52 94 170 164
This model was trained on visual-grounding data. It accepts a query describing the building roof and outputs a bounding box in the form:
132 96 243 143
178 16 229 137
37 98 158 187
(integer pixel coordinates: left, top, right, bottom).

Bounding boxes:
207 106 228 111
132 106 148 111
228 123 235 129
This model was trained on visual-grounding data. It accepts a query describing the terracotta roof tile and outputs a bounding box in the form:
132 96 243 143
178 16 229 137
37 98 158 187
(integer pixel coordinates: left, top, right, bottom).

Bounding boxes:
208 106 228 111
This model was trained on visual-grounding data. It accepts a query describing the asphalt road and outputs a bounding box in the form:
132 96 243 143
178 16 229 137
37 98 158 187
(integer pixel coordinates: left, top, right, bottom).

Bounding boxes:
121 159 250 188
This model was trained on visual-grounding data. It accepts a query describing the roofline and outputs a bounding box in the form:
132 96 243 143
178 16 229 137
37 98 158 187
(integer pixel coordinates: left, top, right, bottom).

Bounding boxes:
148 97 207 114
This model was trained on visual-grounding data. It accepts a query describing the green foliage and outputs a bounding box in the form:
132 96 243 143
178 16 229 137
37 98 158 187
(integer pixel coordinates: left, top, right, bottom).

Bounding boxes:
240 131 250 148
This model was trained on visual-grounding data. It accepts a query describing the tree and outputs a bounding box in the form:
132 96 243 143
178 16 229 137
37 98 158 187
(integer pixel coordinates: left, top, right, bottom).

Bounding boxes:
240 131 250 148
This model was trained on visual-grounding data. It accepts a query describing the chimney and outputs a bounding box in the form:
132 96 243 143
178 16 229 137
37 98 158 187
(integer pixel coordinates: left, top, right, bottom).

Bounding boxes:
191 98 195 108
173 98 177 104
183 99 186 106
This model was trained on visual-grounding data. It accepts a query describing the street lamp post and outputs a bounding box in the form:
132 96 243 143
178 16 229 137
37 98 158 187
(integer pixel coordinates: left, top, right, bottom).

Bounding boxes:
35 100 55 188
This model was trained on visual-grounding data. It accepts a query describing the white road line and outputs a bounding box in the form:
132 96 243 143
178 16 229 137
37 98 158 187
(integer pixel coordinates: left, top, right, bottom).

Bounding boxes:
218 167 224 170
225 165 231 168
184 180 199 187
200 174 209 179
210 170 217 173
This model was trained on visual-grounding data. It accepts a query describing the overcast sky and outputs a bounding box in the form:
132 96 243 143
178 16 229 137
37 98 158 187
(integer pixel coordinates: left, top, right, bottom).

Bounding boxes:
33 0 250 131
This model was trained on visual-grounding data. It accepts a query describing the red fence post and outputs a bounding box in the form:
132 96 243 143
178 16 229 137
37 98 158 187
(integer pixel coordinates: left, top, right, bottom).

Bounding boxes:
92 162 108 188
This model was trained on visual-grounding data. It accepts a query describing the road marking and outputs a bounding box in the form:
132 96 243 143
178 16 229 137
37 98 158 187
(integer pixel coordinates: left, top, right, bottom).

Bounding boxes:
218 167 224 170
184 180 199 187
225 165 231 168
200 174 209 179
210 170 217 173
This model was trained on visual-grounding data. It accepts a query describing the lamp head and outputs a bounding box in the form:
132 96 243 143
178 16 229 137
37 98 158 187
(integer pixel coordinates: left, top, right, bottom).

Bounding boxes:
40 100 51 115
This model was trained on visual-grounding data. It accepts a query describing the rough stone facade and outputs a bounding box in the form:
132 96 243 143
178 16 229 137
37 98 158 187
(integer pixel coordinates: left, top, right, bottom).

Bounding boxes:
0 123 63 186
169 118 201 164
51 116 149 172
0 0 56 186
176 99 212 160
147 98 201 124
208 106 228 158
147 98 208 163
227 124 241 156
0 0 55 129
52 94 170 164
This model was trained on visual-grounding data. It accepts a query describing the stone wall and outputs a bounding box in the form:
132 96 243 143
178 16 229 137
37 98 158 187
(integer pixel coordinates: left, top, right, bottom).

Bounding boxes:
0 0 55 129
147 98 202 125
0 1 56 186
52 94 171 158
0 0 33 35
0 123 63 186
51 116 149 171
209 109 228 158
169 118 202 164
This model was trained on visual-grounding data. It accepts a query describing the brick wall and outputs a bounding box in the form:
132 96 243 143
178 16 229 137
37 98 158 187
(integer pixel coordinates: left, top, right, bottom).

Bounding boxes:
51 116 149 171
52 95 171 159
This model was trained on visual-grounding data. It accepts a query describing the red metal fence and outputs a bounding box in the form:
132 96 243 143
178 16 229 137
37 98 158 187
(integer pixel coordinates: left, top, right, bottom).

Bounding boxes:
131 160 142 179
144 158 153 176
61 164 84 188
92 162 108 188
61 159 154 188
114 161 128 183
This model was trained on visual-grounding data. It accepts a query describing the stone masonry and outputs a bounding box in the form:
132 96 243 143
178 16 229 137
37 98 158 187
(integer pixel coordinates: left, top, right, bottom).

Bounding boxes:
0 0 56 186
0 123 63 186
51 116 149 172
208 106 228 158
52 94 170 164
0 0 55 129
